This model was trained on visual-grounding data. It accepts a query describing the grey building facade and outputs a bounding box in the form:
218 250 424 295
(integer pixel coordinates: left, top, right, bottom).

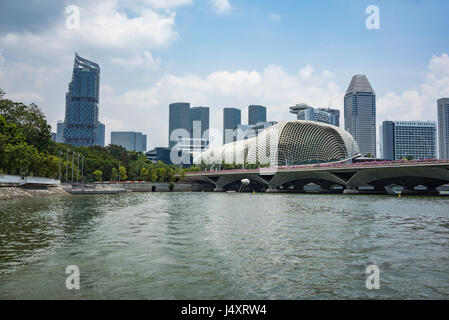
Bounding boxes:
63 53 104 147
111 132 147 152
223 107 241 144
190 106 210 152
248 105 267 125
438 98 449 160
319 108 340 127
290 104 339 126
381 121 437 160
344 74 377 157
169 102 190 148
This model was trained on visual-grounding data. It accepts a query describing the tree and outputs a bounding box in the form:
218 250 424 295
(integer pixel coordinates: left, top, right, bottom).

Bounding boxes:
150 169 158 182
119 166 127 181
140 167 149 181
111 168 118 181
93 170 103 181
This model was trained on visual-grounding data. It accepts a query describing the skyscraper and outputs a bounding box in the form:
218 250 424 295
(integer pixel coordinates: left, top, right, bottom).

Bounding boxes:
438 98 449 160
344 74 376 157
381 121 436 160
169 102 190 148
290 104 339 126
223 107 241 144
111 132 147 152
248 105 267 125
318 108 340 127
190 106 210 151
63 53 104 147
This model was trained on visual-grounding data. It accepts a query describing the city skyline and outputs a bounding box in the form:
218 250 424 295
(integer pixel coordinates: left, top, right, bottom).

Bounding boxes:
0 1 449 150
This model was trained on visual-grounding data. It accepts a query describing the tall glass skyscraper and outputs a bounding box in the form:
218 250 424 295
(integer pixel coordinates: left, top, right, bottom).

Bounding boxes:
111 131 147 152
169 102 190 148
344 74 376 157
223 107 241 144
63 53 104 147
248 105 267 125
190 106 210 152
438 98 449 160
381 121 437 160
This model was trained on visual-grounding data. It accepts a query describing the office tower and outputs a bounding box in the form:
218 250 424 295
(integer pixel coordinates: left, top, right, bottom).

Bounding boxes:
380 121 436 160
290 104 338 126
344 74 376 157
235 121 278 141
190 106 210 151
63 53 103 147
248 105 267 125
96 121 105 147
169 102 190 148
438 98 449 160
223 107 241 144
111 131 147 152
56 121 65 143
318 108 340 127
381 121 395 160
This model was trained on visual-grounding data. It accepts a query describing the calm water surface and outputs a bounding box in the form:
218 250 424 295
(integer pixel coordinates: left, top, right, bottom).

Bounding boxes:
0 193 448 299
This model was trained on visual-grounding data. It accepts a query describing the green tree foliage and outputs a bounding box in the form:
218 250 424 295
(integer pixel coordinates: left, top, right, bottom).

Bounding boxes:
93 170 103 181
119 166 127 181
111 168 118 181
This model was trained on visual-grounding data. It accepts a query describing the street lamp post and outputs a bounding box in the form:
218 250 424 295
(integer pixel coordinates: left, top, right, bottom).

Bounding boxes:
71 151 74 183
58 150 62 181
77 153 80 182
66 149 69 182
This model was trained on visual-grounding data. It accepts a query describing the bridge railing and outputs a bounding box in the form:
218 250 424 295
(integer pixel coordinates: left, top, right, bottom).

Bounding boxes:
185 159 449 175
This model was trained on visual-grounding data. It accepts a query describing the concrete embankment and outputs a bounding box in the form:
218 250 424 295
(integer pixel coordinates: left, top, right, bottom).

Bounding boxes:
0 186 68 201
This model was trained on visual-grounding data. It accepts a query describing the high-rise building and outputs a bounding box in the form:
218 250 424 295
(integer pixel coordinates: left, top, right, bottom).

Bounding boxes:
290 104 339 126
56 121 65 143
438 98 449 160
190 106 209 152
236 121 278 141
111 131 147 152
318 108 340 127
169 102 190 148
344 74 376 157
248 105 267 125
63 53 104 147
380 121 437 160
223 107 241 144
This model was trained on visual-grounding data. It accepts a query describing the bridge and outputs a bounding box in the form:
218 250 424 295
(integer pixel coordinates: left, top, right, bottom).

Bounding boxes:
183 160 449 195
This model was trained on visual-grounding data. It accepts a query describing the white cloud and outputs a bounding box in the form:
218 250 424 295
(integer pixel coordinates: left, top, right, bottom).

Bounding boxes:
0 0 178 63
123 0 193 10
110 51 161 70
269 14 280 23
211 0 231 14
377 53 449 123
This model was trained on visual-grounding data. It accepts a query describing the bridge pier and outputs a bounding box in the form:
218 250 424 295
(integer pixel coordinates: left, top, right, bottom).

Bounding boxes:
266 186 279 193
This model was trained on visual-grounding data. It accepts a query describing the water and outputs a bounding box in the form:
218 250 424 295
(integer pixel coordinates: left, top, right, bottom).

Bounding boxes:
0 192 448 299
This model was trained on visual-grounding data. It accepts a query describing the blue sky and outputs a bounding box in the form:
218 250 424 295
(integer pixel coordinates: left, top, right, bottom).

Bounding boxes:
0 0 448 148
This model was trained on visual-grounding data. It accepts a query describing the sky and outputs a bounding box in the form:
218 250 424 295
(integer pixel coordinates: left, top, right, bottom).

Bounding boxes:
0 0 449 149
